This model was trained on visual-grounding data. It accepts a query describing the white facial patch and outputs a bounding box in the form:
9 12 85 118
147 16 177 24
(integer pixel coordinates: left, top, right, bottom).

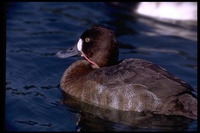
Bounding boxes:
77 39 83 52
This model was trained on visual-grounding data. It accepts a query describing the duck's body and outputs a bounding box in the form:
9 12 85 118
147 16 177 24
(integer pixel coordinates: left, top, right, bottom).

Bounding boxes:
56 26 197 119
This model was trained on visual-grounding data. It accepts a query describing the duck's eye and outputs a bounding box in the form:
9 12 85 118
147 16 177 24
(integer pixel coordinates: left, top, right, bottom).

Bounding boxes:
85 37 90 43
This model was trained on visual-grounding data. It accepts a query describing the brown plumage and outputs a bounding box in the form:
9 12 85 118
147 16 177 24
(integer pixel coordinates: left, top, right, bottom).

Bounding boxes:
56 26 197 119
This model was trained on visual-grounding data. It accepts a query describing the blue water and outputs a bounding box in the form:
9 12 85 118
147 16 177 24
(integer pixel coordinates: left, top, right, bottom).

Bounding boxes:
6 2 197 131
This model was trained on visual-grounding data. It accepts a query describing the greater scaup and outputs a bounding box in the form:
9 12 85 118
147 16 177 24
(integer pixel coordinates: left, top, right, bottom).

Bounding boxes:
56 26 197 119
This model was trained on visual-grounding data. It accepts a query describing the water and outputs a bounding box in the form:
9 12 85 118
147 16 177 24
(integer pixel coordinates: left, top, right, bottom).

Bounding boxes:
5 2 197 131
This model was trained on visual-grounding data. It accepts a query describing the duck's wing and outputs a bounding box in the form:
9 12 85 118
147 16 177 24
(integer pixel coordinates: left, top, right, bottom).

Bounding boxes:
87 58 196 99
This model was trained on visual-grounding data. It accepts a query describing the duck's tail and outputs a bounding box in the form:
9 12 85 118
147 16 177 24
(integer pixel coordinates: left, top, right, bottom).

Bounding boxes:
161 92 197 119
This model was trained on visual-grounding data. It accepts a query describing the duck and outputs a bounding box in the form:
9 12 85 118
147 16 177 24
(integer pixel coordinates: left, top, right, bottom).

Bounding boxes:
56 26 197 119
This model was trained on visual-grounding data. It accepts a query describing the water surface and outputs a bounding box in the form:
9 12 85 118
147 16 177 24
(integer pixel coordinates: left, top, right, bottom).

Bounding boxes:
6 2 197 131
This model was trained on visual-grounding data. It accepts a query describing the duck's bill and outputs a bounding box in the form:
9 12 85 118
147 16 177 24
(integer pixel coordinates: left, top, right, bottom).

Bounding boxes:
56 45 80 58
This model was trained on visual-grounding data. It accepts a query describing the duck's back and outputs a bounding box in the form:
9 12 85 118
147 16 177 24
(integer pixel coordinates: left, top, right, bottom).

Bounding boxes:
61 58 197 119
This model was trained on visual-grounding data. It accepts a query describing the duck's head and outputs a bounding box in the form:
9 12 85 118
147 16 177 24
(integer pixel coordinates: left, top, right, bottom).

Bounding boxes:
56 26 119 68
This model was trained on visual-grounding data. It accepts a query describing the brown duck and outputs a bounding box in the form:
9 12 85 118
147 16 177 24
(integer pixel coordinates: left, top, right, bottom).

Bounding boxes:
56 26 197 119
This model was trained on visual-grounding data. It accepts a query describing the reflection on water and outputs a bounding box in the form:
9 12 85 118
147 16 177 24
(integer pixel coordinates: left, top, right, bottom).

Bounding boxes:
136 15 197 41
62 93 196 131
6 2 197 131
